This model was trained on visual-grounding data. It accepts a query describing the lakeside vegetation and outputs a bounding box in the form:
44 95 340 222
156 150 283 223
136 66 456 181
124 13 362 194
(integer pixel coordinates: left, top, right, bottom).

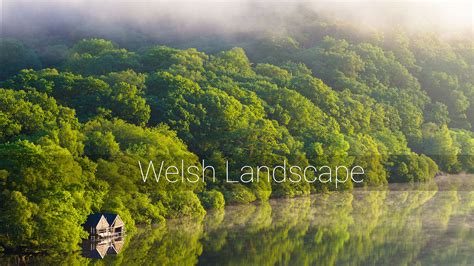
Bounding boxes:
2 176 474 265
0 12 473 254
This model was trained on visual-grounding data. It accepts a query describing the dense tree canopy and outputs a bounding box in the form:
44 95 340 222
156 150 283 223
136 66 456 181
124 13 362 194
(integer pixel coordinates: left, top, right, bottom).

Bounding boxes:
0 13 473 254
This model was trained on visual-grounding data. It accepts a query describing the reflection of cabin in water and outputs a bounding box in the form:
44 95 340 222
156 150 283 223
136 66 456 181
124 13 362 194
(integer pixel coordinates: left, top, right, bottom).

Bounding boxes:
83 213 125 240
82 235 124 259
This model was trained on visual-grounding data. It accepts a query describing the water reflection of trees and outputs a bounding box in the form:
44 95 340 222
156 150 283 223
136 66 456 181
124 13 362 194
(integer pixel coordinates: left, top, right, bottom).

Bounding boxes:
134 179 471 266
2 178 473 265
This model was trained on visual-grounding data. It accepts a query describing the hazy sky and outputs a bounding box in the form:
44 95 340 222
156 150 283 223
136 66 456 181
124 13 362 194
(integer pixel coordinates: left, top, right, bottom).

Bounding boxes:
1 0 473 38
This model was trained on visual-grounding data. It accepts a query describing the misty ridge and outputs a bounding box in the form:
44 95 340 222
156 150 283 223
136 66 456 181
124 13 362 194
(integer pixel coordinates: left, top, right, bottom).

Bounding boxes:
2 0 473 51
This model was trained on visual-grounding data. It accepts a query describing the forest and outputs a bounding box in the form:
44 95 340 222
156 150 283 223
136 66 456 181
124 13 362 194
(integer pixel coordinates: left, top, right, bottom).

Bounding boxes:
0 10 473 254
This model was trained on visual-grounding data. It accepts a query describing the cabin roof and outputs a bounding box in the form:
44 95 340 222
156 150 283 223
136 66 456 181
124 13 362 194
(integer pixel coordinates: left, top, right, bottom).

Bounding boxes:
103 213 120 226
83 213 123 230
83 213 108 228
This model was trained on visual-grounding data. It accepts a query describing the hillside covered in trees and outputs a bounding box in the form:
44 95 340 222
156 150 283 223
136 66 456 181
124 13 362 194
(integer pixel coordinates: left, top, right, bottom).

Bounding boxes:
0 10 473 254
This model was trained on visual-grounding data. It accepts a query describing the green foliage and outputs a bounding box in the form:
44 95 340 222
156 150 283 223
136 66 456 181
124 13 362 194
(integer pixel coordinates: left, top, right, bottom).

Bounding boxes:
425 102 450 125
208 47 255 78
82 118 202 224
223 184 257 204
450 129 474 172
0 38 41 80
64 39 140 76
166 191 206 218
255 63 292 87
0 139 100 253
251 176 273 201
420 123 459 173
1 23 473 254
199 190 225 209
390 153 438 182
139 46 207 80
3 69 150 125
347 134 387 185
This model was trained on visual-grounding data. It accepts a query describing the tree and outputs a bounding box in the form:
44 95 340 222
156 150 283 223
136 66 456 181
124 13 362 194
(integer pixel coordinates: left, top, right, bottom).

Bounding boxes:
0 38 41 80
420 123 459 173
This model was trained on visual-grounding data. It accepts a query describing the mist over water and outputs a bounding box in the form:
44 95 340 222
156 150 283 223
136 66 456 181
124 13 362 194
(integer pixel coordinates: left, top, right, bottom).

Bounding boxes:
2 0 473 42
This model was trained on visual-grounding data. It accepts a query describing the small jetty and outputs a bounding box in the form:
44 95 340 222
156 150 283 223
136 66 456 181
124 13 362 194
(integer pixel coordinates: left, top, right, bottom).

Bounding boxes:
83 213 125 241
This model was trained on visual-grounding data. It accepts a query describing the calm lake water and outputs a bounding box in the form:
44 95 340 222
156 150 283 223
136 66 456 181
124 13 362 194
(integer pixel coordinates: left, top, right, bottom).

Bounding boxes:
2 175 474 265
